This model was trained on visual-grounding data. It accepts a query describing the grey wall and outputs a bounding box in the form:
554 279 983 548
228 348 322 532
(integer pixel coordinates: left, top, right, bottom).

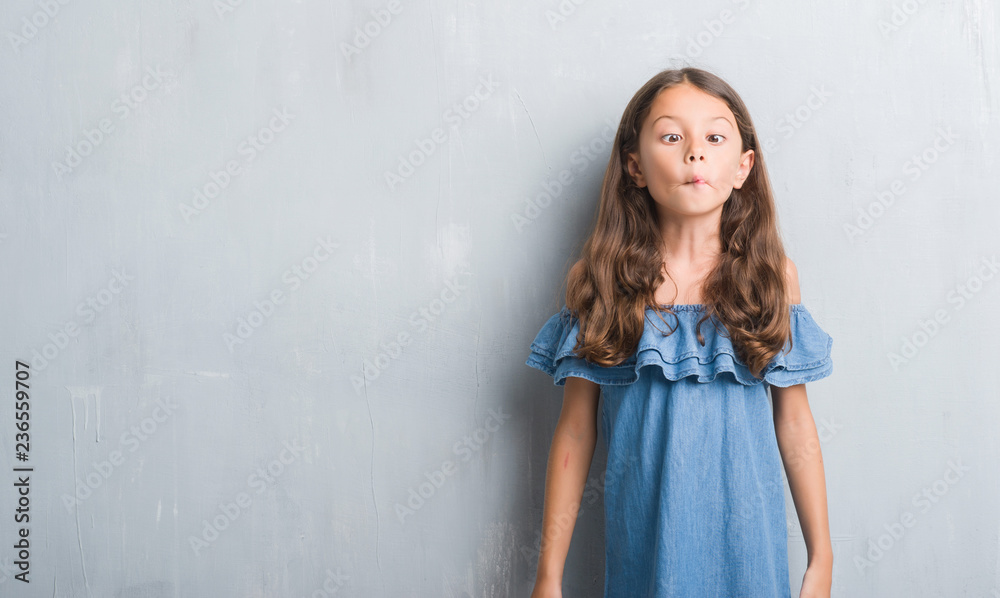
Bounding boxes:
0 0 998 596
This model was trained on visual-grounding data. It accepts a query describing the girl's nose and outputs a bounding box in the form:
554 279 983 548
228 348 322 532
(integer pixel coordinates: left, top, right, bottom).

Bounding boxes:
687 152 704 162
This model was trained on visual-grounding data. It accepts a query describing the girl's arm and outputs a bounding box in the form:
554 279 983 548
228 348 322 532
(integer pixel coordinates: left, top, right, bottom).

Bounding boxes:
772 383 834 571
532 376 601 595
771 257 833 595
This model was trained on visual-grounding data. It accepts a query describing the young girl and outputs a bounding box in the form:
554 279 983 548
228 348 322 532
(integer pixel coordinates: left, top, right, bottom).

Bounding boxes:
526 68 834 598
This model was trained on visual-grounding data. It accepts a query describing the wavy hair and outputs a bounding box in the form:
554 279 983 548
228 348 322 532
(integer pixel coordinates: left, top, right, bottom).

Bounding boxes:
564 67 793 379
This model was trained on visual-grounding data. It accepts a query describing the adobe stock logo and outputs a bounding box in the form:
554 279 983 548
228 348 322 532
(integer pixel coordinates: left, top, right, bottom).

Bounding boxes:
877 0 930 38
352 270 473 393
511 118 617 233
667 0 752 62
52 63 175 180
853 458 970 574
224 235 339 353
61 394 179 512
6 0 74 55
179 106 295 223
30 269 134 372
844 127 957 241
886 254 998 370
340 0 404 60
383 75 500 191
188 438 309 556
394 407 511 524
760 85 833 156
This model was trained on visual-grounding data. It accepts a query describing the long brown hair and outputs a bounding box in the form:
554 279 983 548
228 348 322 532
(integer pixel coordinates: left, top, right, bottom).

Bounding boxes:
564 67 792 379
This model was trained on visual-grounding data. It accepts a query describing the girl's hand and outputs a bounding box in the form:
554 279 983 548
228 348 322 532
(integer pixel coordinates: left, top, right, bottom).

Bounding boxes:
530 576 562 598
798 563 832 598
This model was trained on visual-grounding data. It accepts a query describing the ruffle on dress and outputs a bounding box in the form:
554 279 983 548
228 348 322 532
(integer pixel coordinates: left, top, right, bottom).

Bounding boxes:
525 304 833 388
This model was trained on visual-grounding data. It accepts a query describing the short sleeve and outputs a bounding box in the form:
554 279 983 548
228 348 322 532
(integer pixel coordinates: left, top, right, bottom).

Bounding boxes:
762 305 834 388
525 306 633 386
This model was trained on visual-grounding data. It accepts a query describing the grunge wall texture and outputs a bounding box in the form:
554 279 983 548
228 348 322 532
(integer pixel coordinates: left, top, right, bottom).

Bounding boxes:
0 0 998 596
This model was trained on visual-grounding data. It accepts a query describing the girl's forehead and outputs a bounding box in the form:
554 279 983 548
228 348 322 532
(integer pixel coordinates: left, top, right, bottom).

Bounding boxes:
646 84 735 126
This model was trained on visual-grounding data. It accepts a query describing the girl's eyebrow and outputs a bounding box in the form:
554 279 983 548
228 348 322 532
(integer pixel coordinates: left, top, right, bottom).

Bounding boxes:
653 115 734 129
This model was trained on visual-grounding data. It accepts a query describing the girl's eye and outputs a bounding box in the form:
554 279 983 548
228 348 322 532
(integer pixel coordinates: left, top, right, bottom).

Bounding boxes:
662 134 725 143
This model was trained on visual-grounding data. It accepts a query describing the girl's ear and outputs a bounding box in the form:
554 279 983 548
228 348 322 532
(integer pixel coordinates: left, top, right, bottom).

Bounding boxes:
732 149 755 190
626 151 647 188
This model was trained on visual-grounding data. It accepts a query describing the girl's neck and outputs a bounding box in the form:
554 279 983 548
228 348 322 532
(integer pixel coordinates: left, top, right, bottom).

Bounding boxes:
657 224 723 270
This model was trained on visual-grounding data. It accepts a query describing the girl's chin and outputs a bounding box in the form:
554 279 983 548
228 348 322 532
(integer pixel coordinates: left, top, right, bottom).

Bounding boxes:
651 198 728 214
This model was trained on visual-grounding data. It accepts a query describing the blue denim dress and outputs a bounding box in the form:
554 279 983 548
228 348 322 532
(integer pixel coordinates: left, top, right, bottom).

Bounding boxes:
526 303 833 597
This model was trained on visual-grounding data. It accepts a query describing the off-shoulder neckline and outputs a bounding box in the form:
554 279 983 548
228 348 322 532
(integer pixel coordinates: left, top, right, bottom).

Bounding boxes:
653 303 806 312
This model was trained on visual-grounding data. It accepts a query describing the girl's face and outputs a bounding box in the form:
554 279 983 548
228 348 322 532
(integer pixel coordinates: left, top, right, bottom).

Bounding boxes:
626 83 754 217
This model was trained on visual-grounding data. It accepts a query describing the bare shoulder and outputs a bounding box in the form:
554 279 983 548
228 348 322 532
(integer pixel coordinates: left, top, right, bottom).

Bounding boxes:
784 257 801 305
